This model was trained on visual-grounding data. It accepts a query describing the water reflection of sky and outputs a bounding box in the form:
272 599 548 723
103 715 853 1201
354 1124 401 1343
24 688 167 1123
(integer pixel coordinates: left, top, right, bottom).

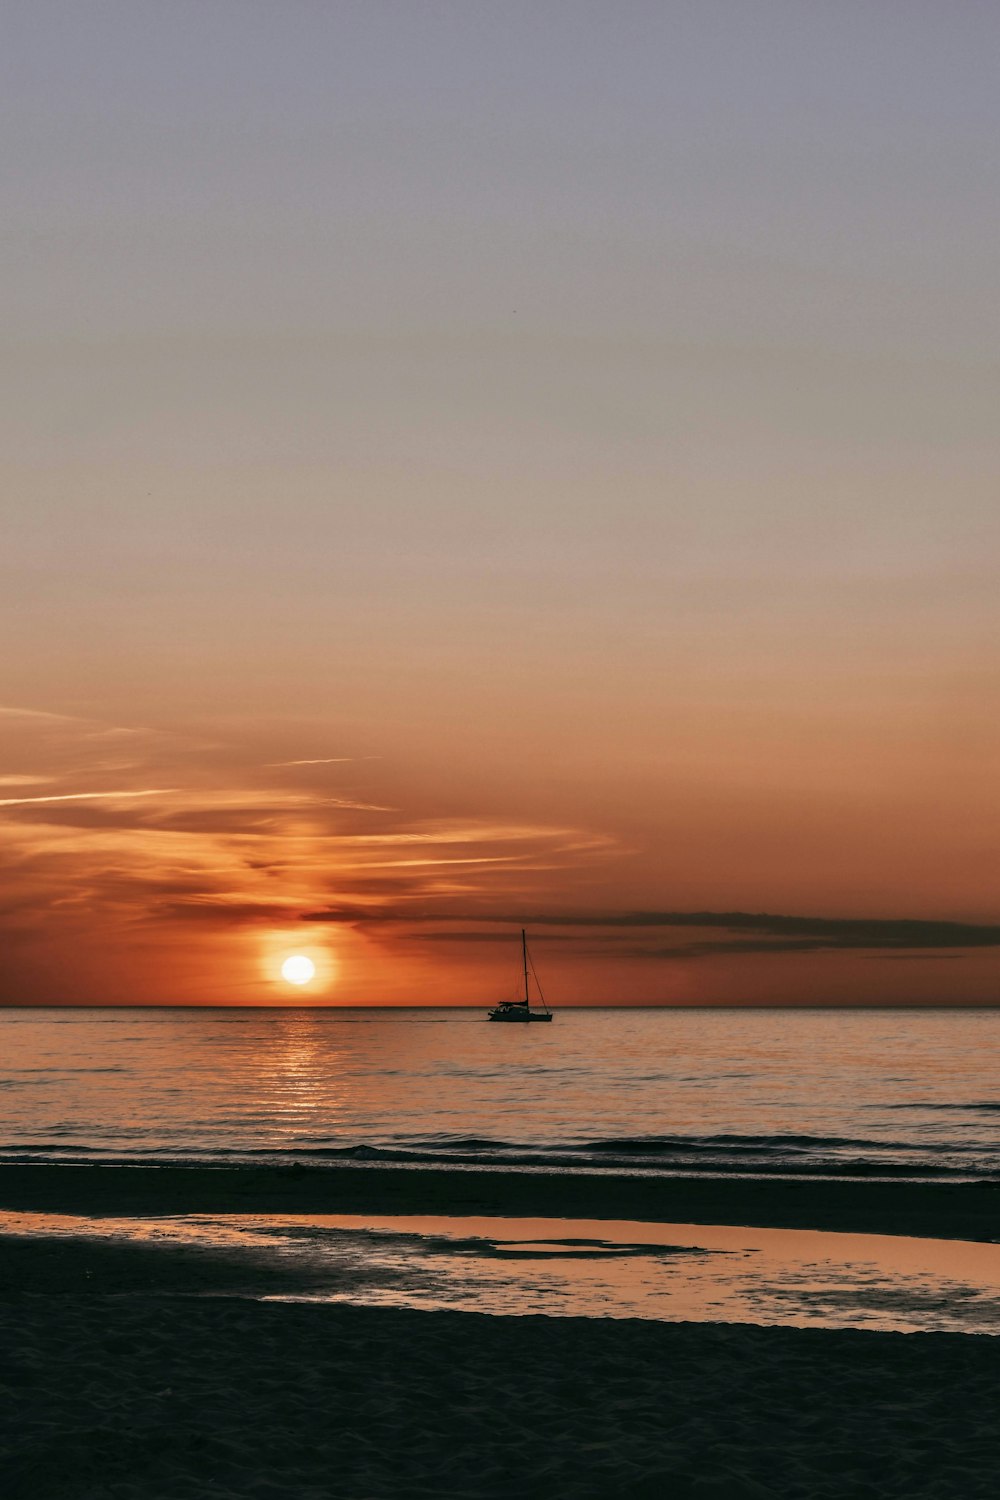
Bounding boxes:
3 1209 1000 1337
4 1008 1000 1181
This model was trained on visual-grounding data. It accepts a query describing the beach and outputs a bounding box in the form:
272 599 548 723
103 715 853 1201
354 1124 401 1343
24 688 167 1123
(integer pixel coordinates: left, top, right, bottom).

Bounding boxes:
2 1266 998 1499
2 1167 1000 1498
4 1013 1000 1494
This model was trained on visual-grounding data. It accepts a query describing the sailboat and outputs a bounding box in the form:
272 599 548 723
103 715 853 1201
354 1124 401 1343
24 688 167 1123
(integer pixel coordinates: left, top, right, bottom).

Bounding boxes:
487 929 553 1022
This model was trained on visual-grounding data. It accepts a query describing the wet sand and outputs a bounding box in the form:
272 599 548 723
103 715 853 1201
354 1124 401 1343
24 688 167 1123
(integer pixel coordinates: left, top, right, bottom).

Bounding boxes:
6 1207 1000 1333
2 1160 1000 1241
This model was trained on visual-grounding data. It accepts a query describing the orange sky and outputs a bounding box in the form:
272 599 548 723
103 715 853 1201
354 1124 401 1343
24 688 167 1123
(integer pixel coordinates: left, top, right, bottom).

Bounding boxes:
2 5 999 1005
1 692 998 1006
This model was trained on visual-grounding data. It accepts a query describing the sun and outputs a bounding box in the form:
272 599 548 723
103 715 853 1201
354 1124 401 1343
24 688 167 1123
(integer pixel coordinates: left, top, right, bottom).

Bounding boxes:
262 937 336 995
281 954 316 986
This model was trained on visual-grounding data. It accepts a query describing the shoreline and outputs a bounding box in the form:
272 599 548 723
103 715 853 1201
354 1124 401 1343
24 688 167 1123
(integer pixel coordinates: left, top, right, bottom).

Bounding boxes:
1 1161 998 1241
4 1174 1000 1496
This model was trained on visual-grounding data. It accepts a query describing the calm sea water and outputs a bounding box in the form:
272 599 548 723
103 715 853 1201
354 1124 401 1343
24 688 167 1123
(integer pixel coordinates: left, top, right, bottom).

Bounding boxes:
2 1007 999 1182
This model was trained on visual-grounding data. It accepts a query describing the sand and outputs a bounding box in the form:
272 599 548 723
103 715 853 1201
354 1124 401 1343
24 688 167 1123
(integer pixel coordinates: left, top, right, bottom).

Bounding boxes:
2 1161 999 1241
2 1170 999 1497
2 1278 998 1498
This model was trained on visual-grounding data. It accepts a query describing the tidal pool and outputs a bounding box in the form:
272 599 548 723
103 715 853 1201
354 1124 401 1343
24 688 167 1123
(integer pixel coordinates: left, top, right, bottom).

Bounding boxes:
3 1208 1000 1335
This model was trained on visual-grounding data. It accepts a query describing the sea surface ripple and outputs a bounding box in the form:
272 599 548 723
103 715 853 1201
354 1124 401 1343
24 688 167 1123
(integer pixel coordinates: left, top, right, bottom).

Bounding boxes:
2 1007 999 1183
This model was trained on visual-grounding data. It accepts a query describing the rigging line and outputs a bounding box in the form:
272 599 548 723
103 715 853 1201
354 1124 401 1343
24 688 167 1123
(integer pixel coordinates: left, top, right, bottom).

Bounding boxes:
526 941 547 1008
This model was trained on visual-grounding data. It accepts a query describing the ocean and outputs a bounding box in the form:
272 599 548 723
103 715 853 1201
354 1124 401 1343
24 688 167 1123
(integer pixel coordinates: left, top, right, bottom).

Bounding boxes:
3 1006 999 1183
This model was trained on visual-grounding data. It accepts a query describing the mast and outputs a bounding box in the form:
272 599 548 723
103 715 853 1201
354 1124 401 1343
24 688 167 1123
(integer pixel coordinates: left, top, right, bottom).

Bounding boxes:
522 928 530 1006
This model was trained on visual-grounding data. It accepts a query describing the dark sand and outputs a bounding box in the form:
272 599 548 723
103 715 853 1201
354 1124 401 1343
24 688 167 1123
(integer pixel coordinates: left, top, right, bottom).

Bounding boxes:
2 1267 998 1498
2 1169 999 1497
2 1161 999 1241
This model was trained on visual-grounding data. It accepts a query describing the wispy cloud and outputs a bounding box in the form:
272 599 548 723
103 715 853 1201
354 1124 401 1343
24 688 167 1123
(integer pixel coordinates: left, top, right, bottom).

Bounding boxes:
153 898 307 926
323 798 396 812
0 708 623 995
330 823 602 847
0 788 172 808
268 756 364 767
0 704 80 722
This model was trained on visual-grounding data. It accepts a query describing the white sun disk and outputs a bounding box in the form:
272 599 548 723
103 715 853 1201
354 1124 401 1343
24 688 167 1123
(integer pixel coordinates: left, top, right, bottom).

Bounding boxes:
281 954 316 986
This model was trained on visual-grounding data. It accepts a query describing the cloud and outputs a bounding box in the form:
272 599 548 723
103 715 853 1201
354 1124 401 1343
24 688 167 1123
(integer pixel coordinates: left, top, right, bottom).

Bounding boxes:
267 757 360 767
0 708 623 973
152 898 306 927
0 803 172 831
301 906 1000 956
0 788 171 808
556 911 1000 950
322 798 397 812
411 929 584 944
153 806 308 835
0 705 79 722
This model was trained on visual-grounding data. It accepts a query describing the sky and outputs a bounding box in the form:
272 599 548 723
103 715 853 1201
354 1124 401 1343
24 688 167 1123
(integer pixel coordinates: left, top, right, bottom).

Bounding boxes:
2 1 998 1005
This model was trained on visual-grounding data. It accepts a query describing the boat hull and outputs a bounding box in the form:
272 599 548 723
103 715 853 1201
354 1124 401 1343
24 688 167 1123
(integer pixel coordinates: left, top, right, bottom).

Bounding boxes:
487 1009 553 1023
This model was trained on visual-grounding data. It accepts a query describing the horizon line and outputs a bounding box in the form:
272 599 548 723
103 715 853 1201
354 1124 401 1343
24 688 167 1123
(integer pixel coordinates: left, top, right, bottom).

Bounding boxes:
3 1003 1000 1012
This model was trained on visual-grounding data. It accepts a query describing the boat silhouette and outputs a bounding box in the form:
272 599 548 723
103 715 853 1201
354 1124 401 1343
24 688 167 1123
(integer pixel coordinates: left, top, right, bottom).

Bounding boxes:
487 929 553 1023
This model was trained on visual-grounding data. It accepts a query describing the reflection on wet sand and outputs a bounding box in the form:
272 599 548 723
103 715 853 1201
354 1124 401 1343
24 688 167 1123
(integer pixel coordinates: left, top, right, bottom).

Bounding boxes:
2 1209 1000 1335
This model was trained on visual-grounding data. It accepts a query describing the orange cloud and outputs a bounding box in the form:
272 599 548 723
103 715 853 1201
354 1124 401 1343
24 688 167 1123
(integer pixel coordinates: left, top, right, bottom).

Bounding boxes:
0 708 623 1003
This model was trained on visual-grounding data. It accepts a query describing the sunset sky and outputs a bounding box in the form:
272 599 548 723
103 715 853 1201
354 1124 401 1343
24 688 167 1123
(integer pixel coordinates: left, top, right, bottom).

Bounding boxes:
3 2 999 1005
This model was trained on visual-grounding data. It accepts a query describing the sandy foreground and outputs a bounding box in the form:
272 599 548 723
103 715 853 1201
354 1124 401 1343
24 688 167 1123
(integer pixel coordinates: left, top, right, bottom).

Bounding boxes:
2 1168 999 1498
2 1279 998 1499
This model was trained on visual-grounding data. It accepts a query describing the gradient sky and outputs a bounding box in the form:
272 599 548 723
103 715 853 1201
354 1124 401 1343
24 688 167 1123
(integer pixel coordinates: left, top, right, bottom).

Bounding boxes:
2 2 999 1005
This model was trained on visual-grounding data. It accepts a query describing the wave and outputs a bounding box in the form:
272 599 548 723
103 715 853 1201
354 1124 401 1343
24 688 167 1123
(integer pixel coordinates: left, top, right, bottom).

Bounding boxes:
563 1133 893 1154
880 1101 1000 1113
2 1130 994 1181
